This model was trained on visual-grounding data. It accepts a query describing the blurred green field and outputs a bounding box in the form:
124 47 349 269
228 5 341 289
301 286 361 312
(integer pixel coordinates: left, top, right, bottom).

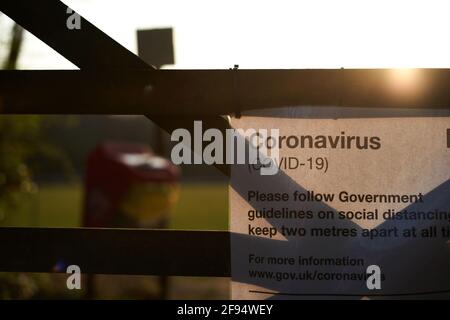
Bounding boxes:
0 182 230 299
0 183 228 230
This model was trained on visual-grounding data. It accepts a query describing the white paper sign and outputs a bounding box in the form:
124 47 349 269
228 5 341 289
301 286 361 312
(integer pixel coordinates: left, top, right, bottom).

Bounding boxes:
230 108 450 299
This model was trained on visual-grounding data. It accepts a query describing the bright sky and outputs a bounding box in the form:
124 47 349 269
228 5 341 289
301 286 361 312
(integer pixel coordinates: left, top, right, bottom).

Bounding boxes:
3 0 450 69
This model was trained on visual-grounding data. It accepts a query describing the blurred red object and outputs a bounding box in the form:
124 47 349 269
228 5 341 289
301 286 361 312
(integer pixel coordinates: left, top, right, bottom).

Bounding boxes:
83 142 180 227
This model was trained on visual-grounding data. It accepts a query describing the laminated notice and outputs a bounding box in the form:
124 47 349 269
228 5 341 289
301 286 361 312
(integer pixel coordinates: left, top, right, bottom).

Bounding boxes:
230 111 450 299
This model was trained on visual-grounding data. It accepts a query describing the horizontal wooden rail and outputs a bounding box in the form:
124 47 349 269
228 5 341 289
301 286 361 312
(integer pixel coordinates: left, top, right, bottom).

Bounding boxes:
2 69 450 115
0 227 230 277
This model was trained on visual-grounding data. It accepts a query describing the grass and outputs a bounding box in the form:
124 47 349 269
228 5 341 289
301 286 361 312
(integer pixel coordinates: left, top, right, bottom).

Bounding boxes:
0 182 229 299
0 182 229 230
170 183 228 230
